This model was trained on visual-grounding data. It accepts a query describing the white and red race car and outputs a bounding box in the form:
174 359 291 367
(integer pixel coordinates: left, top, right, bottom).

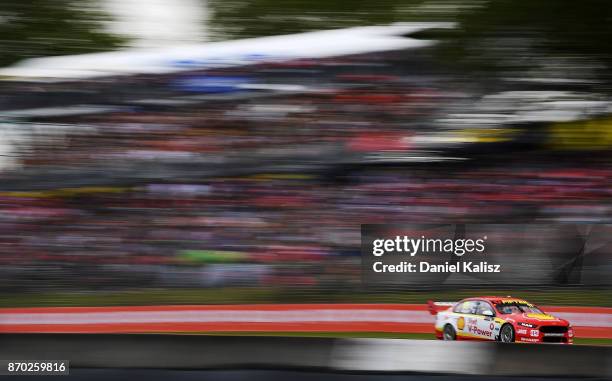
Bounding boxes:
428 296 573 344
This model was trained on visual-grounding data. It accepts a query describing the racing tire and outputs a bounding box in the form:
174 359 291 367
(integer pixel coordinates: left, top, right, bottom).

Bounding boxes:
443 324 456 341
500 324 515 343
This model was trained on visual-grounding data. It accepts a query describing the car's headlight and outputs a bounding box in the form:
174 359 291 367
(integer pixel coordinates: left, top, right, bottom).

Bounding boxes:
518 322 537 328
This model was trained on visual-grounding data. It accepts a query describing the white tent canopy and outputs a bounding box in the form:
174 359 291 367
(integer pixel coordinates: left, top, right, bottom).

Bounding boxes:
0 22 455 81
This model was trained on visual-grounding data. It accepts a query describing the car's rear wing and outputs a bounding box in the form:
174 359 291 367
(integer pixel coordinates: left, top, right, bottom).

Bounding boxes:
427 300 456 315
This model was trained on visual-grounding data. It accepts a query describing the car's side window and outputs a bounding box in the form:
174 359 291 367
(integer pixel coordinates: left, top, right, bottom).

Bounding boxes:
452 302 465 313
459 301 479 314
476 301 495 316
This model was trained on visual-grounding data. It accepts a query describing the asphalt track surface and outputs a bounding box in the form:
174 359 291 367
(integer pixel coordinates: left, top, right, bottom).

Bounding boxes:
6 369 604 381
2 335 610 378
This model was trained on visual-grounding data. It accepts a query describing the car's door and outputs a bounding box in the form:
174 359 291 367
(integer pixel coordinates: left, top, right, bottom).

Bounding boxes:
471 300 498 340
453 300 480 338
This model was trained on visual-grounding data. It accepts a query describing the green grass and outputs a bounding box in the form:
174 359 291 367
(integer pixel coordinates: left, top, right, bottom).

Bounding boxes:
1 287 610 308
0 288 281 308
573 337 612 346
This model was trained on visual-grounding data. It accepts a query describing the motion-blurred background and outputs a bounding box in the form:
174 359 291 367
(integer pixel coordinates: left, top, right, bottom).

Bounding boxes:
0 0 610 313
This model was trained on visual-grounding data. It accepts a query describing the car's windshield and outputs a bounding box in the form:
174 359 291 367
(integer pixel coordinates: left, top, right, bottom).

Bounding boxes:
495 303 543 314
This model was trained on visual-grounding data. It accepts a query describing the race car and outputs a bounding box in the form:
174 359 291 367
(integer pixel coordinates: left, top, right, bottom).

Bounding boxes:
428 296 573 344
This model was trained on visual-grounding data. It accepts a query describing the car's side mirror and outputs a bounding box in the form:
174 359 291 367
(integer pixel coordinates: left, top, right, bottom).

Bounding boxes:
482 310 494 317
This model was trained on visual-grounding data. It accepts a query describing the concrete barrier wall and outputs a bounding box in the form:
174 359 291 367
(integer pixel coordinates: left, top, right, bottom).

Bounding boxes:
0 334 610 378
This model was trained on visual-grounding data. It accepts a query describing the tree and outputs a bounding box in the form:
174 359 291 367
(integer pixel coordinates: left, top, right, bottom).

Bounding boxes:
207 0 612 85
441 0 612 82
0 0 124 67
207 0 413 40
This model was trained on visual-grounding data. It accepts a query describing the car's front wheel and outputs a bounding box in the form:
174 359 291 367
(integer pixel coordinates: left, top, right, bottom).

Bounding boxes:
500 324 515 343
443 324 456 341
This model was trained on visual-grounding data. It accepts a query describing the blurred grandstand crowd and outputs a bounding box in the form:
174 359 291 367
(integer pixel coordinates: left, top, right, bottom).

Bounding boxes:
0 51 610 293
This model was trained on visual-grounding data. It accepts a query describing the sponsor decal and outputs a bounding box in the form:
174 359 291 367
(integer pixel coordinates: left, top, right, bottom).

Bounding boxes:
530 329 539 337
517 329 527 335
520 337 539 343
500 299 532 306
457 316 465 330
467 325 493 337
489 323 495 330
518 322 537 328
526 313 555 321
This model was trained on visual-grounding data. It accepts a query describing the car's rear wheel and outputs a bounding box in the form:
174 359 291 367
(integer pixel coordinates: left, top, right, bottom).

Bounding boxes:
500 324 515 343
443 324 456 341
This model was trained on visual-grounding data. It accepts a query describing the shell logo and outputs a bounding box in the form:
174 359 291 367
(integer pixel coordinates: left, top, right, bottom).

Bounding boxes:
526 313 555 320
457 316 465 330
